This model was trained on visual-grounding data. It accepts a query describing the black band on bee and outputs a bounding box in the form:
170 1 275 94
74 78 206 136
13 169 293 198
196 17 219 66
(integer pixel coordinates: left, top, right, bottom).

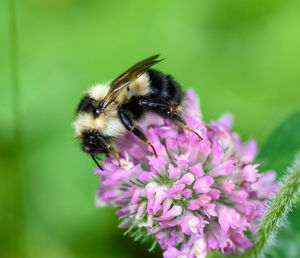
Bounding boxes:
148 70 184 103
77 95 102 118
77 95 92 113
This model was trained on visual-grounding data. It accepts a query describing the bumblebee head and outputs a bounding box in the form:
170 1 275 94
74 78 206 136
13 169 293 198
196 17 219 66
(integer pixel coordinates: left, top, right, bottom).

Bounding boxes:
78 131 112 171
74 85 110 157
80 132 109 155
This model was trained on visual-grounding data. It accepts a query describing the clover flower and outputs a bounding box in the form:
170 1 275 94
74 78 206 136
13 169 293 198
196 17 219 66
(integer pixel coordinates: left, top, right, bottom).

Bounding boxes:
95 89 276 257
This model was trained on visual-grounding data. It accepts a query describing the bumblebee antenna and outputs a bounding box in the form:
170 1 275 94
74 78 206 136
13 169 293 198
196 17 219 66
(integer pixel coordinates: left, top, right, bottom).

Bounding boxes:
91 154 103 170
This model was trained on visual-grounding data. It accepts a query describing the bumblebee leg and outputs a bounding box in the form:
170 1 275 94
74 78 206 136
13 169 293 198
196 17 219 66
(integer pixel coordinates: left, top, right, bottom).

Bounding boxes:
138 99 202 140
171 114 203 140
95 135 121 166
106 147 120 166
119 111 158 157
138 99 174 116
91 154 103 170
131 126 158 157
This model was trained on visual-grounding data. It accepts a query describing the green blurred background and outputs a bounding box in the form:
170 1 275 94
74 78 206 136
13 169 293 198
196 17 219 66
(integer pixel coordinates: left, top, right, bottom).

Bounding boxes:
1 0 300 257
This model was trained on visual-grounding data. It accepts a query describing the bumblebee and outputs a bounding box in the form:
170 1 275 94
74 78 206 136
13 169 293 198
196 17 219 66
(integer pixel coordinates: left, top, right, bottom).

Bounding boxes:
74 55 202 170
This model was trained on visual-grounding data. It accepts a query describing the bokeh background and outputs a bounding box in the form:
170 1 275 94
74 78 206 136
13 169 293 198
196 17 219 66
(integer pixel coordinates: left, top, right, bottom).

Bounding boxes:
1 0 300 257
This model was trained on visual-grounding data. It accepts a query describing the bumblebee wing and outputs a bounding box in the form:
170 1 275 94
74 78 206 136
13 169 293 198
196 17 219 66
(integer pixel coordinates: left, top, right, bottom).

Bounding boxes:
99 55 163 110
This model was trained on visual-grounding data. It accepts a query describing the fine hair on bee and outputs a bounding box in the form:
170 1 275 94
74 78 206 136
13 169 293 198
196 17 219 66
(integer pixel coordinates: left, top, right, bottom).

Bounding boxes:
74 55 202 170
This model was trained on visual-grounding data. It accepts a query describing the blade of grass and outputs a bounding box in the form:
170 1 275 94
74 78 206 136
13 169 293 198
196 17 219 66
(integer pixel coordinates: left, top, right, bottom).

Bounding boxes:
245 152 300 258
9 0 24 256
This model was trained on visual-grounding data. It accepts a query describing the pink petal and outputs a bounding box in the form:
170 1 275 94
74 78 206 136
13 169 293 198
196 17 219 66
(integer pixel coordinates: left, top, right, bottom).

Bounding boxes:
163 198 173 215
197 195 212 208
189 163 205 177
217 205 241 234
166 138 178 150
242 164 259 183
168 164 181 178
218 113 234 129
155 205 182 221
152 188 168 214
204 203 217 218
131 189 141 204
139 171 151 181
136 202 146 218
145 182 158 201
241 139 257 163
208 189 221 199
163 247 185 258
209 158 236 177
193 176 214 193
188 200 200 210
210 140 225 166
175 173 195 186
223 180 235 193
182 188 193 198
167 184 185 197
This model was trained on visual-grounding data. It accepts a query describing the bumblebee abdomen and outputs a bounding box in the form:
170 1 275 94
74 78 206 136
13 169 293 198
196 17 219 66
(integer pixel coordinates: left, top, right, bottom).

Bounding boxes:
148 70 184 105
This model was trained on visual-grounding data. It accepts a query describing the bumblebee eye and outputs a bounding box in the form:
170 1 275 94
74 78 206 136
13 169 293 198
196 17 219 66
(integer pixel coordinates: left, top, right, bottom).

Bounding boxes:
95 109 100 115
89 135 97 145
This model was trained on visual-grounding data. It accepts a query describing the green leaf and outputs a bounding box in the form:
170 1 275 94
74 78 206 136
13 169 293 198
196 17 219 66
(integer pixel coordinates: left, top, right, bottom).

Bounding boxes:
256 110 300 258
257 110 300 176
246 154 300 258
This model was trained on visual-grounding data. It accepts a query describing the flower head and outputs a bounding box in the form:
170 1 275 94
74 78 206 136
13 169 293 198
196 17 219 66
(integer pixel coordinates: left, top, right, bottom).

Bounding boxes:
95 89 276 257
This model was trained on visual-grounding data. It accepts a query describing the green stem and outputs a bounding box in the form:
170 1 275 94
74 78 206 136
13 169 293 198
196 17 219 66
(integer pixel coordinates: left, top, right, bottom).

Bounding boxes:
9 0 20 139
9 0 24 256
246 153 300 257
